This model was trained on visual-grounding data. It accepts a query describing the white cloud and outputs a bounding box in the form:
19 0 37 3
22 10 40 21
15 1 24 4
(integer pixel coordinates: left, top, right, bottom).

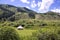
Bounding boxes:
37 2 41 7
51 9 60 13
20 0 30 4
26 6 30 9
31 0 37 8
38 0 54 13
11 0 15 2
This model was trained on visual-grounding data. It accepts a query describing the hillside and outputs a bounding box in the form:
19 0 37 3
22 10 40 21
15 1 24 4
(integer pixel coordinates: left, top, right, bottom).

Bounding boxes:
35 11 60 20
0 4 60 22
0 4 36 21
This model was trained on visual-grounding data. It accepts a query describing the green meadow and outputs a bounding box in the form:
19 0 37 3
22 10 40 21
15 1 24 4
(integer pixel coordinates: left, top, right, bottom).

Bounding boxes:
0 19 60 40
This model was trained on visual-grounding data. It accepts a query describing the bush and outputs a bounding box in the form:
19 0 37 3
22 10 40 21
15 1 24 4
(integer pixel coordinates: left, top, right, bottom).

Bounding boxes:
37 33 58 40
0 27 20 40
32 27 60 40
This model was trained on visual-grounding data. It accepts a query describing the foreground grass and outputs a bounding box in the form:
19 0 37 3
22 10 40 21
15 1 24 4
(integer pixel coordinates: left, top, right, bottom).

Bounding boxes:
16 29 37 40
16 26 60 40
17 29 37 37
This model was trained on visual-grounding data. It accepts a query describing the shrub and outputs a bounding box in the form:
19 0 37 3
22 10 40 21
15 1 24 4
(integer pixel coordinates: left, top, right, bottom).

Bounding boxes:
37 33 58 40
0 27 20 40
32 27 60 40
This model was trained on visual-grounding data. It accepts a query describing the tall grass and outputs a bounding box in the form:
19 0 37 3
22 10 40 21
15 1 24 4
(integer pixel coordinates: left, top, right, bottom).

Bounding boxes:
0 19 60 40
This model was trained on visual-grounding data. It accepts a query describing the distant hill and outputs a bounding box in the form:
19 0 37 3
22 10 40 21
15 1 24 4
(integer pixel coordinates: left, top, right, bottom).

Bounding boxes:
0 4 60 21
35 11 60 20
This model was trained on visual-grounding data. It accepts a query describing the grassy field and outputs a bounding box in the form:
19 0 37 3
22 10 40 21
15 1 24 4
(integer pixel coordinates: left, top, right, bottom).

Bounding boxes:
16 29 37 40
0 20 60 40
17 29 37 37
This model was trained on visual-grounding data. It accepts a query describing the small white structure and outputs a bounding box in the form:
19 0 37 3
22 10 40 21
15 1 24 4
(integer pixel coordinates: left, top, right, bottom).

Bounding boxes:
17 25 24 30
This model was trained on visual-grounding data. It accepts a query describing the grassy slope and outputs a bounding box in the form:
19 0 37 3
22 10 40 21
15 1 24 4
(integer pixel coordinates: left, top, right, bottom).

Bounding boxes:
17 29 37 40
0 20 60 40
17 29 37 37
16 26 60 40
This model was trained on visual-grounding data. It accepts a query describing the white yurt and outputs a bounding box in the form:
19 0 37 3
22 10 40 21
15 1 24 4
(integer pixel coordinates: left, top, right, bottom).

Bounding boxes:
17 25 23 30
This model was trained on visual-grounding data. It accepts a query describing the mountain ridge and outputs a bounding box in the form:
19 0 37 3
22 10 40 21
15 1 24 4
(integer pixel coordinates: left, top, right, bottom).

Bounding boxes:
0 4 60 21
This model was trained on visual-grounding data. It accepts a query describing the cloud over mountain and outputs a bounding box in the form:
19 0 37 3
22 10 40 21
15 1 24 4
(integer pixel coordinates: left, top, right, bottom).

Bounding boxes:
20 0 30 4
31 0 37 8
0 0 60 13
38 0 54 13
51 9 60 13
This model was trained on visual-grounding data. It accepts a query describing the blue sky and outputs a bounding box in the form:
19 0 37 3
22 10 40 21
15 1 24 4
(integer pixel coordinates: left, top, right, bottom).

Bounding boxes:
0 0 60 13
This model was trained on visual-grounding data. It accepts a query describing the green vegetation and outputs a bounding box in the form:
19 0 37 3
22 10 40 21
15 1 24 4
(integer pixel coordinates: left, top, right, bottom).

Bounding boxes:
0 20 60 40
32 27 60 40
0 27 20 40
0 4 60 40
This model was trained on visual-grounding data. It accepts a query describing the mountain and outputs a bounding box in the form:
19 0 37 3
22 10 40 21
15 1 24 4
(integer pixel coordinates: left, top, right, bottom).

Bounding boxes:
0 4 36 21
35 11 60 20
0 4 60 21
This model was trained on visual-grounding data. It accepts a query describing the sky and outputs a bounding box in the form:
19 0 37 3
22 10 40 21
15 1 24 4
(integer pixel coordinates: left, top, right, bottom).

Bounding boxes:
0 0 60 13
